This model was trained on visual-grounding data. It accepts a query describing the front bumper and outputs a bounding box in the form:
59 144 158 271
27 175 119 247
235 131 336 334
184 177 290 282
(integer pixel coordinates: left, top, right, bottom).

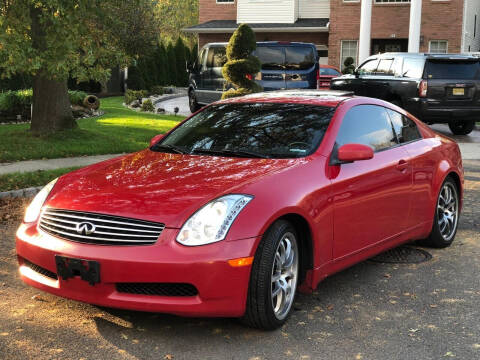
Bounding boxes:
16 223 258 317
406 98 480 123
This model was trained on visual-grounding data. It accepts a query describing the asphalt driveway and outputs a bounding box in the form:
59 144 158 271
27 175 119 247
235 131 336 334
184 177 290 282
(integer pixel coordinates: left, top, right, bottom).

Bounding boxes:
0 160 479 360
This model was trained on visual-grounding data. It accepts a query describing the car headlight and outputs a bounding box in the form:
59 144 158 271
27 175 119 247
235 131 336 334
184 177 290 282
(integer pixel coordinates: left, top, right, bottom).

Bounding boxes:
24 178 58 223
176 194 253 246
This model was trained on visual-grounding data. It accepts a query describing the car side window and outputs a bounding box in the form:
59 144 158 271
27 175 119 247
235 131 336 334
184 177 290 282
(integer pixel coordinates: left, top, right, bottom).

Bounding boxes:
207 47 227 68
392 57 403 77
386 109 422 143
336 105 397 152
402 58 425 78
357 59 379 75
198 48 207 71
376 59 394 75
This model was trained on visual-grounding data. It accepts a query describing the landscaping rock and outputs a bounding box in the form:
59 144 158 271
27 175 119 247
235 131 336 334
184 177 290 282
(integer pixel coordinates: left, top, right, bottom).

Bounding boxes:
130 100 140 108
157 108 165 114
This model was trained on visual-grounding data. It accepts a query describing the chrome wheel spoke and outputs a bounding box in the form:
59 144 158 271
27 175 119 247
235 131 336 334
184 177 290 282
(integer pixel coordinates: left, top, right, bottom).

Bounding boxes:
270 232 298 320
436 183 458 241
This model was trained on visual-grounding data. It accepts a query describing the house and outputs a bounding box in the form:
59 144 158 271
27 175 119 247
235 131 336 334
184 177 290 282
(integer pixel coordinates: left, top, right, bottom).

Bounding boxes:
184 0 480 71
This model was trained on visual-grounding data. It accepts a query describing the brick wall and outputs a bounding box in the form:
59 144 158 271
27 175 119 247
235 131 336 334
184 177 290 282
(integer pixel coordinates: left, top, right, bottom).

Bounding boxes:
200 0 237 23
328 0 464 69
199 32 329 49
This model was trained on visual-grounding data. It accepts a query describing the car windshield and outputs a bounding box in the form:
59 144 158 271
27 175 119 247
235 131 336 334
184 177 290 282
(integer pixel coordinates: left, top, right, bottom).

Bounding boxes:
424 60 480 79
154 103 334 158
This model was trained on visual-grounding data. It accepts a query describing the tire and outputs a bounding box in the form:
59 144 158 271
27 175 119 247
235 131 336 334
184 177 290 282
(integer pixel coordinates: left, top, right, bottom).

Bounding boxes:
242 220 300 330
419 177 460 248
188 90 201 113
448 120 475 135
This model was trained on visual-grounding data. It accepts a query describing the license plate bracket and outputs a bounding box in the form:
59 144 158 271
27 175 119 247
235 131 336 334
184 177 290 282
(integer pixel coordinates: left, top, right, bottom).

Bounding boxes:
452 88 465 96
55 255 100 286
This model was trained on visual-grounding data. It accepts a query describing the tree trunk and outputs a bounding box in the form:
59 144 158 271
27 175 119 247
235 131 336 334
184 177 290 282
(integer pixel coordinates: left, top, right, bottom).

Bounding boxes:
30 75 77 135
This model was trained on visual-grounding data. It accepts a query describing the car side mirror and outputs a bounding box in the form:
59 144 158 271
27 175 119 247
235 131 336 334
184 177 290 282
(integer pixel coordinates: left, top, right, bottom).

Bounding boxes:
336 143 374 163
150 134 164 147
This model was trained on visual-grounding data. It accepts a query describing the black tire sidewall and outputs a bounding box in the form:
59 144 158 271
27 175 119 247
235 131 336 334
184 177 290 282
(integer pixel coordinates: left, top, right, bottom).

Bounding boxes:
429 177 459 247
448 120 475 135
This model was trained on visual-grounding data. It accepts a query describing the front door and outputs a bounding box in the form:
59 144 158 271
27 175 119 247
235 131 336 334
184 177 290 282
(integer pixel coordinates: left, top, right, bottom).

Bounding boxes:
330 105 412 259
372 39 408 55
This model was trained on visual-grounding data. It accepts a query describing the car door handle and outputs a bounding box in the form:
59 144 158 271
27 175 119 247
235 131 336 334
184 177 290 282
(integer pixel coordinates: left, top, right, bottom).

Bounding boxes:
396 159 408 171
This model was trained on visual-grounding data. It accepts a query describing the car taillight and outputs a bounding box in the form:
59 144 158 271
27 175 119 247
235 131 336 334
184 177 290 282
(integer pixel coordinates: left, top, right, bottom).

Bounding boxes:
316 69 320 89
419 80 428 98
246 74 253 80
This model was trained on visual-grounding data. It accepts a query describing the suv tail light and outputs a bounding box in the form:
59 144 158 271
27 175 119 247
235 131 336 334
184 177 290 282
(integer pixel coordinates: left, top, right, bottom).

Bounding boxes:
246 74 253 80
419 80 428 98
316 69 320 89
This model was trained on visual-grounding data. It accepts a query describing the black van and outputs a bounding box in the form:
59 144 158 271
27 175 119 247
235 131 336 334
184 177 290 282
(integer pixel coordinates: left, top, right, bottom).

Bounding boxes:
187 41 319 112
330 53 480 135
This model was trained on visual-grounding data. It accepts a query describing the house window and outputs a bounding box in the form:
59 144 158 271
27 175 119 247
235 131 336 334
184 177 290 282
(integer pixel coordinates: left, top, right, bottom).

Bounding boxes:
375 0 411 3
341 40 358 68
429 40 448 54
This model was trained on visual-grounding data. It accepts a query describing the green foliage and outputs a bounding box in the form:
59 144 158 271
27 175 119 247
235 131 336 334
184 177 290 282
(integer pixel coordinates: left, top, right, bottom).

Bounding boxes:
155 0 199 46
174 38 188 86
125 89 148 105
155 43 168 86
150 86 165 95
126 65 146 90
0 89 33 113
68 91 88 107
166 43 177 86
141 99 155 112
343 57 355 74
221 24 262 99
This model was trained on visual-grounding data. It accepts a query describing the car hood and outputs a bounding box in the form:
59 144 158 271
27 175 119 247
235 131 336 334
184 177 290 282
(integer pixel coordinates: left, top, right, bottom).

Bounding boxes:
46 150 302 228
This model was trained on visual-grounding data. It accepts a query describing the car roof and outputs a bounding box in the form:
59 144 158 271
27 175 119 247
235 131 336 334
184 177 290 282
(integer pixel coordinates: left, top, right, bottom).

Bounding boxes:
217 90 354 107
369 52 478 60
204 41 316 48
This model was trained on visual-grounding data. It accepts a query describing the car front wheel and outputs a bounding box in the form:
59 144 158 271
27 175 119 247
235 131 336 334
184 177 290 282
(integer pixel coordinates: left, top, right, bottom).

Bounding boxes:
420 177 460 248
242 220 299 330
448 120 475 135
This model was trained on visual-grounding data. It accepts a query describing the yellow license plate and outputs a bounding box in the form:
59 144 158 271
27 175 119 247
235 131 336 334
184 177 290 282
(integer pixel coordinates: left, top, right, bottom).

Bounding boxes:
452 88 465 96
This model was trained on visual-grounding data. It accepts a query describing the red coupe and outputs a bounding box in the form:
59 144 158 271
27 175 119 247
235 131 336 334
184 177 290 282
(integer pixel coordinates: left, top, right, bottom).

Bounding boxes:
16 90 463 330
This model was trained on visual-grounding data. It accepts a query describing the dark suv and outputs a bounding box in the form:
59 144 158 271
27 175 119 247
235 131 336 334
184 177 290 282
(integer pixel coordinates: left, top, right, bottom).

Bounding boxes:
330 53 480 135
187 41 319 112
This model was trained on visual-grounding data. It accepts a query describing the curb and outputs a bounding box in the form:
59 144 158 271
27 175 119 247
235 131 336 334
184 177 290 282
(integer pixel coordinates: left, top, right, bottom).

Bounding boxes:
152 93 186 106
0 186 41 200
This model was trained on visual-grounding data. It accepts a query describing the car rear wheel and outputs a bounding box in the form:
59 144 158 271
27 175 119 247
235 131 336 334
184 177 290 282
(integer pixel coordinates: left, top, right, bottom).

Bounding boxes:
448 120 475 135
242 220 299 330
420 177 459 248
188 90 201 113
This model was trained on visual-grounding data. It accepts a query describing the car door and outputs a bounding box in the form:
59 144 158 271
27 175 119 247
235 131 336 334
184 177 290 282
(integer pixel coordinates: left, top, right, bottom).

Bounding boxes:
194 47 209 104
356 58 380 96
330 105 412 259
203 46 227 103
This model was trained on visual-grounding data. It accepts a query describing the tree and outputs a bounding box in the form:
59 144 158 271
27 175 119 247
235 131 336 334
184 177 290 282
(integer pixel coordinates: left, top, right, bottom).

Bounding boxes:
155 0 198 47
174 38 188 86
166 43 177 86
0 0 158 135
221 24 262 99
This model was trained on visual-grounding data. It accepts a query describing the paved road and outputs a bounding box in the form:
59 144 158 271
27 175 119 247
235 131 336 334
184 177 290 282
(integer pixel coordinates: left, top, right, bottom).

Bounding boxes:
1 163 479 359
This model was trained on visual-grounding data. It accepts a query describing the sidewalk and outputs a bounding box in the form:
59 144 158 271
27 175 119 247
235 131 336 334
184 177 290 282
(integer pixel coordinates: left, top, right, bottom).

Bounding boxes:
0 153 123 175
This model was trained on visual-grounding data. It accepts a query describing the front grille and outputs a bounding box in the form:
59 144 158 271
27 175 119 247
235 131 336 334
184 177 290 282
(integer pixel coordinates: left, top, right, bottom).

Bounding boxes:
23 259 58 280
39 208 165 246
116 283 198 297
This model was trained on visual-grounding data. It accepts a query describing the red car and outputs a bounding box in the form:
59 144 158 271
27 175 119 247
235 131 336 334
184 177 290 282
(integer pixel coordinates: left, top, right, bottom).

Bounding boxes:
317 65 342 89
16 90 463 330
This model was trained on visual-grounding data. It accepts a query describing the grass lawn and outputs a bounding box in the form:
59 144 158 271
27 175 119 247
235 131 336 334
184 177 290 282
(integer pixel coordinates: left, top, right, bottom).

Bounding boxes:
0 167 81 192
0 97 183 163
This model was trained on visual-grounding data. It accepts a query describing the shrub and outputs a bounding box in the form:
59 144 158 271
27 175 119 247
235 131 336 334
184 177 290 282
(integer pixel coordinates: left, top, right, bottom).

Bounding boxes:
166 43 177 86
141 99 154 112
343 57 356 74
221 24 262 99
0 89 32 115
126 65 145 90
174 37 188 86
68 90 88 106
150 86 165 96
125 89 148 105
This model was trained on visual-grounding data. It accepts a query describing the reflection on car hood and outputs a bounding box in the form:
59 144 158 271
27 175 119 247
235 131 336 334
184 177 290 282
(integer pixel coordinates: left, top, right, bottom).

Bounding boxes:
46 149 302 227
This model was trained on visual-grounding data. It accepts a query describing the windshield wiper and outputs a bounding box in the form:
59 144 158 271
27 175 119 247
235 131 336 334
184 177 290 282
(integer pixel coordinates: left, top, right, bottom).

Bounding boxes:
150 144 187 154
191 148 268 159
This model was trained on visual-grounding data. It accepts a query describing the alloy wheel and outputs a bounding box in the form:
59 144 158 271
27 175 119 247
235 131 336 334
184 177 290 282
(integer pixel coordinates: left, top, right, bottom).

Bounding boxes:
437 182 459 241
271 232 298 320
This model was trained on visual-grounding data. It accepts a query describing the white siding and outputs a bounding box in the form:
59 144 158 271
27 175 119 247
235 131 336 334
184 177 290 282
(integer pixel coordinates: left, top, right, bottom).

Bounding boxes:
463 0 480 52
298 0 330 19
237 0 297 24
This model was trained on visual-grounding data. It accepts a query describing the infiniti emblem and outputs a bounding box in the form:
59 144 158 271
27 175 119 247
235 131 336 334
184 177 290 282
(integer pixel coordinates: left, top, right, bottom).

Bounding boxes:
76 222 96 235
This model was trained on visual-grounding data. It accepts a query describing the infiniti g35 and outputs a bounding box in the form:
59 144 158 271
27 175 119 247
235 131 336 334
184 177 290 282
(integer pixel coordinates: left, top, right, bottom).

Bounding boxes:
16 90 463 330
